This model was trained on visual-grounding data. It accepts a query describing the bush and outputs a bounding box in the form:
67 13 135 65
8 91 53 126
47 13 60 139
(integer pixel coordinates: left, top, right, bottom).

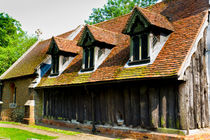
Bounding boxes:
10 107 24 122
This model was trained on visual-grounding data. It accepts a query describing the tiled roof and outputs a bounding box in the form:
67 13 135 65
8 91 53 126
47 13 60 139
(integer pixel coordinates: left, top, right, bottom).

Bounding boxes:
52 36 81 54
136 7 174 31
37 0 209 87
79 25 128 46
0 30 75 80
1 0 209 87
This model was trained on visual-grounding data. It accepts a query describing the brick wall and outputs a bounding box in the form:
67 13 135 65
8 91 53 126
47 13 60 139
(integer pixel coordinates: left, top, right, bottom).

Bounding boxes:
42 119 210 140
1 77 34 121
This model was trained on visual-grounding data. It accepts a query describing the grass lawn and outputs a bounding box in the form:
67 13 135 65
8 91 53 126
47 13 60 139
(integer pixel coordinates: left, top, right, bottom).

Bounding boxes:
0 127 56 140
0 121 80 135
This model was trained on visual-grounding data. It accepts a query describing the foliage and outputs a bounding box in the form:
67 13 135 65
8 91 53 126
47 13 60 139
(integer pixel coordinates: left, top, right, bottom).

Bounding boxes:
85 0 158 24
0 127 56 140
0 13 37 75
0 13 24 48
10 107 25 122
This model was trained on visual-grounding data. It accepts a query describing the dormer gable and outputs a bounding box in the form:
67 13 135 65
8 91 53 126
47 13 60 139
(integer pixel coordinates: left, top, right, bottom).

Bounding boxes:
47 36 79 56
47 37 81 76
123 7 174 66
78 25 123 48
123 7 174 35
123 8 149 35
78 25 125 72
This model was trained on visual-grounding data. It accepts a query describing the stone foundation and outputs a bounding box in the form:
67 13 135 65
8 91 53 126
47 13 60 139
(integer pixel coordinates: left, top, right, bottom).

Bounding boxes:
41 119 210 140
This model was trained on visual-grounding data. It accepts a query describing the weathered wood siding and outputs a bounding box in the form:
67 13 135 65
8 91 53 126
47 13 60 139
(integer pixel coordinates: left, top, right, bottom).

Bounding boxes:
43 80 181 129
178 34 209 130
41 32 209 131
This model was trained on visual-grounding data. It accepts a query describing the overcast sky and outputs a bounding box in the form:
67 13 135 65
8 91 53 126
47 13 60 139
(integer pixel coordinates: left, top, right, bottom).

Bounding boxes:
1 0 107 39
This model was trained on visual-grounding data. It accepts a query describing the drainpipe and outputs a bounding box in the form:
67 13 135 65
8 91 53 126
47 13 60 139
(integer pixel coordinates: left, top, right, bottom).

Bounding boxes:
84 85 96 134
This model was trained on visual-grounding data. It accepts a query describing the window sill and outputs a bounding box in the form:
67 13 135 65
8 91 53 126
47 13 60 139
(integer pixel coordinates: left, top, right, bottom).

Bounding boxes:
128 58 150 66
81 67 94 72
50 73 59 76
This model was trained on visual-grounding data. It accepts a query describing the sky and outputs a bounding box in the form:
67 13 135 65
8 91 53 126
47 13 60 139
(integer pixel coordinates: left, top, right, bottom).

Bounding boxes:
1 0 107 39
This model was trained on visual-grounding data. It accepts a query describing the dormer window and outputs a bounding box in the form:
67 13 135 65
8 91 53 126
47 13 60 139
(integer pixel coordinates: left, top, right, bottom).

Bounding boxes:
62 56 69 65
98 48 105 59
130 34 149 64
82 47 94 71
47 36 80 76
152 33 160 48
77 25 123 73
123 7 174 66
51 55 59 75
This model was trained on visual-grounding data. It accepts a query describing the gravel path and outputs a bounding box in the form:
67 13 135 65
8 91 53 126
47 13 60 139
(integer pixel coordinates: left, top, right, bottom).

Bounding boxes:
0 123 133 140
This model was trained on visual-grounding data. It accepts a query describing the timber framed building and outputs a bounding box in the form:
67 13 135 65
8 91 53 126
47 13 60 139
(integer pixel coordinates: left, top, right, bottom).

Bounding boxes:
0 0 210 139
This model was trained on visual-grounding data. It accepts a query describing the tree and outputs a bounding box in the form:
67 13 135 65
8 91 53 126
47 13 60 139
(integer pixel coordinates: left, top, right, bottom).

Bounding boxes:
85 0 158 25
0 13 37 75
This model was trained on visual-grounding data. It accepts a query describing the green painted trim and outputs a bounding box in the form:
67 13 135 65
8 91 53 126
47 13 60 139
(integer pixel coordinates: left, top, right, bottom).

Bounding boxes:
123 8 150 35
77 26 95 47
47 38 60 55
130 36 133 61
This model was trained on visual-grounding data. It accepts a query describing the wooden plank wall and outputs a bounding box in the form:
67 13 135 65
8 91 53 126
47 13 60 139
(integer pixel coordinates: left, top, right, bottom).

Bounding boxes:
43 81 180 129
41 30 209 131
178 35 209 130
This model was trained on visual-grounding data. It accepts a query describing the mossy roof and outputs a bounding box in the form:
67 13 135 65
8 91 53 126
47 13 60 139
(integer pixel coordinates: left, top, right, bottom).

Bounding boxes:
0 30 75 80
1 0 209 87
37 0 209 88
51 36 81 54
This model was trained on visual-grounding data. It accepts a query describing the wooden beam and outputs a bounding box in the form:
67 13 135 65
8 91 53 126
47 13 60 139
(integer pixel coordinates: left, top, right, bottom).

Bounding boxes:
149 87 159 129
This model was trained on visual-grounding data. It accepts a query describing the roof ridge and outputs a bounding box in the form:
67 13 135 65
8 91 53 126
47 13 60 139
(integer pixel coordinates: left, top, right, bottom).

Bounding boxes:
53 36 77 43
94 12 131 27
137 6 173 28
87 24 123 36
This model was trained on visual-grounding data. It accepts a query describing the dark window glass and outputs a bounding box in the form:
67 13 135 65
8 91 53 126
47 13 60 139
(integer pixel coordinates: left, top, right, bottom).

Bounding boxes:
14 87 16 104
51 55 59 74
141 34 148 60
84 48 89 69
83 47 94 70
90 47 94 68
130 34 149 64
133 36 140 61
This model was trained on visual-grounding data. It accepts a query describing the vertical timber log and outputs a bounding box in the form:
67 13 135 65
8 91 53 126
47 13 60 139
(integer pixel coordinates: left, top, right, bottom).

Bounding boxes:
203 28 209 127
91 91 96 133
199 38 207 128
178 82 189 130
124 87 131 126
195 52 202 128
130 87 140 127
140 86 149 128
160 87 167 128
149 87 159 129
168 85 176 128
189 65 195 129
